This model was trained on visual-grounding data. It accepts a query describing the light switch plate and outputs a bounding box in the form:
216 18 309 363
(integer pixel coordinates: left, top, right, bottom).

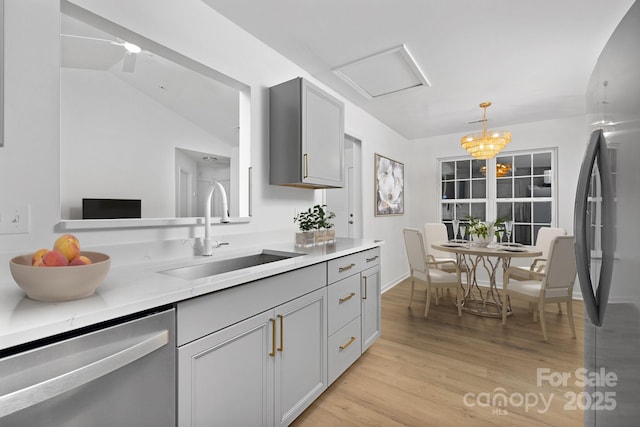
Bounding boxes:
0 205 30 234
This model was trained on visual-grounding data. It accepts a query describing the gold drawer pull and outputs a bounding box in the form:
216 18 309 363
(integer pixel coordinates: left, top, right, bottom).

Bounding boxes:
338 263 356 272
366 255 379 263
339 336 356 350
277 314 284 352
269 318 276 357
339 292 356 303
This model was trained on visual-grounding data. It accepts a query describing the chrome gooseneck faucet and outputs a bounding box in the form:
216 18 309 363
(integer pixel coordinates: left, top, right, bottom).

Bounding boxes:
203 181 230 256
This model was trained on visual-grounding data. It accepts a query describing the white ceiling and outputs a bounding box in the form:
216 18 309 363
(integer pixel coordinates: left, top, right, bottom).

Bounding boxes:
202 0 635 140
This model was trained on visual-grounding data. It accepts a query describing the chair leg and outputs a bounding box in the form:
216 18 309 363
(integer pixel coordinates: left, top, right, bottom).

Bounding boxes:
557 302 562 313
424 285 432 318
532 304 538 322
456 287 462 318
435 288 440 305
408 278 415 307
567 299 576 338
538 302 548 342
501 292 508 325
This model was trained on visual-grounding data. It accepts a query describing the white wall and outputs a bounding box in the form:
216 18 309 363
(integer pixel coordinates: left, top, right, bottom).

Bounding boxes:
60 68 233 219
407 115 589 232
0 0 412 290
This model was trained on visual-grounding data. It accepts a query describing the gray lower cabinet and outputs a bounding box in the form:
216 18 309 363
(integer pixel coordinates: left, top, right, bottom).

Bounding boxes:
326 248 381 384
176 249 380 425
176 264 327 427
361 264 381 352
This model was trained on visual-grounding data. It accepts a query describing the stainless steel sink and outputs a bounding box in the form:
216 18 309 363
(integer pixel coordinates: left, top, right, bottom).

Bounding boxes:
159 250 304 280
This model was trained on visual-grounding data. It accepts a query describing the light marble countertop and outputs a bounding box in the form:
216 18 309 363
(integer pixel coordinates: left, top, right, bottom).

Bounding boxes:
0 238 382 351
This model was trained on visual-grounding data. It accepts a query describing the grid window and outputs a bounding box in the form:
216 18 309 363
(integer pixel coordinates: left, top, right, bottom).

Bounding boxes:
440 159 487 239
440 149 556 244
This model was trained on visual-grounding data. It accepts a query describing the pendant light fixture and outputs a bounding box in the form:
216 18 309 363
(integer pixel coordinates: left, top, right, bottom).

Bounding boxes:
461 102 511 159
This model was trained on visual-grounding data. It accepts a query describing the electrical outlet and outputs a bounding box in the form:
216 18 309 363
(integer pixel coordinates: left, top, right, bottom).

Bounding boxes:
0 205 30 234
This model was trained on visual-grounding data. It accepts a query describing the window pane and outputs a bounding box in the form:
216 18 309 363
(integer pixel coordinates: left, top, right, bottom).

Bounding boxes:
471 159 486 178
497 178 512 198
457 203 470 219
533 202 551 223
472 180 486 198
533 225 544 245
456 160 470 179
496 202 512 222
442 181 455 199
442 161 455 180
496 156 513 177
457 180 470 199
442 203 454 220
514 154 531 176
514 202 531 223
515 224 532 245
470 203 486 221
532 177 551 197
515 177 531 197
533 152 552 175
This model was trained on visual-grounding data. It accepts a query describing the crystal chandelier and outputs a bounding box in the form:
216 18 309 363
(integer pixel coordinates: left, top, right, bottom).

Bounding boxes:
461 102 511 159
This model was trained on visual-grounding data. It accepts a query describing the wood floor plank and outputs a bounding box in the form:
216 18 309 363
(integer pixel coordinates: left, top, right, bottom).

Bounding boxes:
292 279 584 427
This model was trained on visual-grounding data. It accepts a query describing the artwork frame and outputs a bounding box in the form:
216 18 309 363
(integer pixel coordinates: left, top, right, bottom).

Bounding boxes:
374 153 404 216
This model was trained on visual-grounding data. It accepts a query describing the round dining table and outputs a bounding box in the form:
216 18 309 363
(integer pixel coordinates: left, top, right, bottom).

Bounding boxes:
431 242 542 317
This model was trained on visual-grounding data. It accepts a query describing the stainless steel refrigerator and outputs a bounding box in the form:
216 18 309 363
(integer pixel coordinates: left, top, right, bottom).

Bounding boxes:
577 1 640 425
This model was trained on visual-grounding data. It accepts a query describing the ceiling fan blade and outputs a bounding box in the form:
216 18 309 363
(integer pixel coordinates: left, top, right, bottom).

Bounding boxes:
122 51 137 72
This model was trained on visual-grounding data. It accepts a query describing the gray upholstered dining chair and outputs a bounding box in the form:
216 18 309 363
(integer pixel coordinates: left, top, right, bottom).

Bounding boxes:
403 227 462 318
501 235 577 342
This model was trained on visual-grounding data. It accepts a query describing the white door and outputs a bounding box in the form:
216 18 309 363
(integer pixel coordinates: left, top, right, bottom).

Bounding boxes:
326 135 362 238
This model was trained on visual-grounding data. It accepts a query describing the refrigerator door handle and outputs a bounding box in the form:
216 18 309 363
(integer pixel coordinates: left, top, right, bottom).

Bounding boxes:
574 129 615 326
0 330 169 417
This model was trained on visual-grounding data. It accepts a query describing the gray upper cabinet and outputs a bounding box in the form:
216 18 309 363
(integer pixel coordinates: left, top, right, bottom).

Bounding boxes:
270 77 344 188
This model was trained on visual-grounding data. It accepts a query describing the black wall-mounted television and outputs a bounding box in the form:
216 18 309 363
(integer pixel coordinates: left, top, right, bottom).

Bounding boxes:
82 198 142 219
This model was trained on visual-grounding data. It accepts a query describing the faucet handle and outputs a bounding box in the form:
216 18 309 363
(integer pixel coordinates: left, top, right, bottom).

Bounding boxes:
214 241 229 248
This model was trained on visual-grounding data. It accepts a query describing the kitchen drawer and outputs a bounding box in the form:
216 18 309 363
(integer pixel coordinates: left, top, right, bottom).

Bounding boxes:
327 247 380 284
328 316 362 384
328 274 361 335
176 263 326 346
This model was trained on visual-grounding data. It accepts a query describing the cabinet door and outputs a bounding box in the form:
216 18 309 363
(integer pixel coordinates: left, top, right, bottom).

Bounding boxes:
178 310 275 427
361 265 381 352
274 288 328 427
302 80 344 187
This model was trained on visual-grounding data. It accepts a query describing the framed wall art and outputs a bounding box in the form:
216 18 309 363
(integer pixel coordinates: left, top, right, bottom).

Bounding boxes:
374 153 404 216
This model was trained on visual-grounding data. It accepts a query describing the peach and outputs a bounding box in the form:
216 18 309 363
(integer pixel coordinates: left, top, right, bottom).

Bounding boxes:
53 234 80 262
69 255 92 266
32 248 49 266
42 250 69 267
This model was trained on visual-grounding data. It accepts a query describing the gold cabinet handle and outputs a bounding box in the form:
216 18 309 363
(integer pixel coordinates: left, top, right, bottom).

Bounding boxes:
339 263 356 272
339 336 356 351
339 292 356 303
303 154 309 178
277 314 284 352
363 276 368 300
366 255 379 263
269 318 276 357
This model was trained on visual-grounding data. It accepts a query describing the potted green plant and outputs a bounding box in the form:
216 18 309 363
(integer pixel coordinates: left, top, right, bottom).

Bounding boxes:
294 204 336 246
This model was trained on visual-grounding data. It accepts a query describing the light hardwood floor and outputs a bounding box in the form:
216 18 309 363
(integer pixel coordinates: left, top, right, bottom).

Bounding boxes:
293 278 584 427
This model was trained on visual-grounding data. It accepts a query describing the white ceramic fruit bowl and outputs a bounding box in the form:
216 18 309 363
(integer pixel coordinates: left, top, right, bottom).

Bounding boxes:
9 251 110 302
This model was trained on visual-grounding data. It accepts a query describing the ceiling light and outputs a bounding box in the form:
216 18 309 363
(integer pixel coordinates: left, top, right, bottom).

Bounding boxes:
123 42 142 54
461 102 511 160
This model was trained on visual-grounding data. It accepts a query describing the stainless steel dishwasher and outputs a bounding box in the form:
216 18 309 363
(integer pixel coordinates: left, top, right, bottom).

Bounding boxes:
0 307 175 427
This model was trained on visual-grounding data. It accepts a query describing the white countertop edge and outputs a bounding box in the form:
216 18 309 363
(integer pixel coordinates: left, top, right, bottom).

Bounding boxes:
0 238 382 351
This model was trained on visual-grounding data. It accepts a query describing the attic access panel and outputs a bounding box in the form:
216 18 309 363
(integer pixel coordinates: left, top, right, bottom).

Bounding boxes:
334 44 430 99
